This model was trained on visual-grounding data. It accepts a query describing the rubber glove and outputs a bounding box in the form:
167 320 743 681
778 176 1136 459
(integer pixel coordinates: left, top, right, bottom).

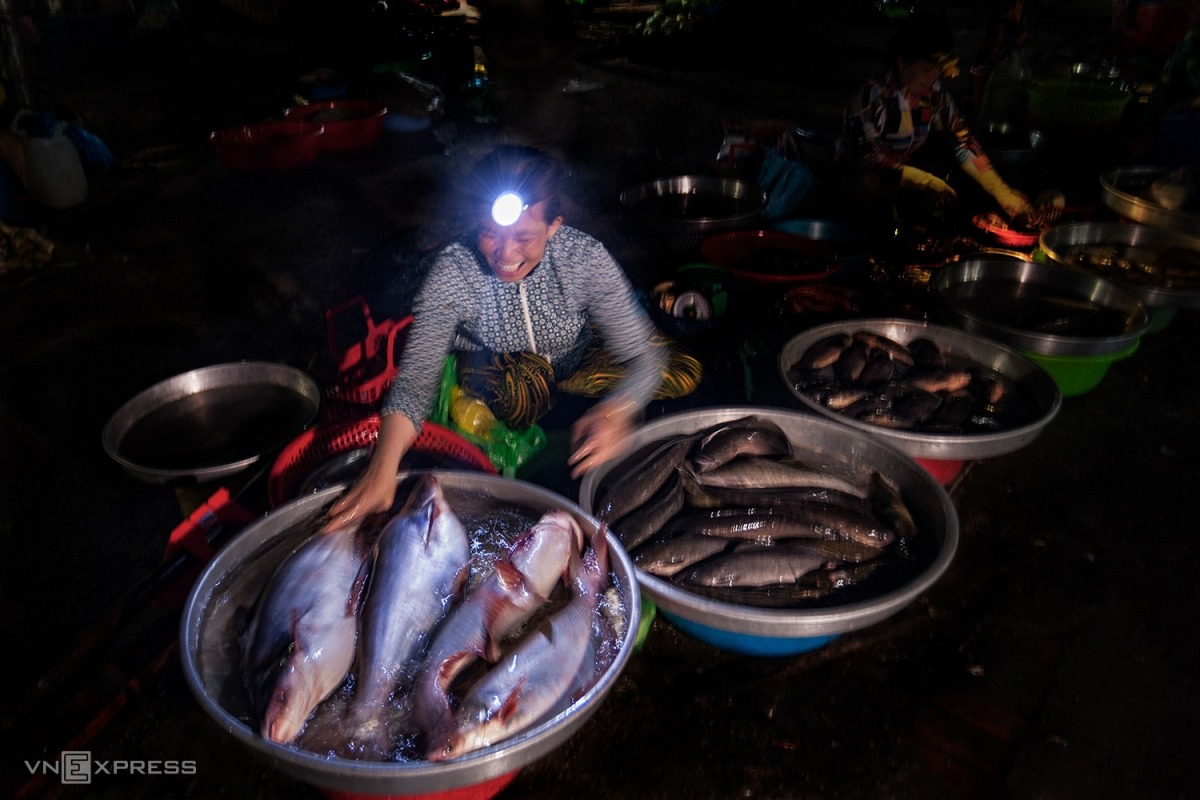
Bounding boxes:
899 166 958 204
976 168 1034 219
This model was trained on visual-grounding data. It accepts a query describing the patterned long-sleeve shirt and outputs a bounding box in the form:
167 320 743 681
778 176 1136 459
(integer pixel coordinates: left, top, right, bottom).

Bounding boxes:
837 70 994 184
381 225 667 429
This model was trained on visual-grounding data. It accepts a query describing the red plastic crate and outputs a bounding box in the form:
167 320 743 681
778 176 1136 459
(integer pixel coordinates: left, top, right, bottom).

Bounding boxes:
322 296 413 418
268 414 495 508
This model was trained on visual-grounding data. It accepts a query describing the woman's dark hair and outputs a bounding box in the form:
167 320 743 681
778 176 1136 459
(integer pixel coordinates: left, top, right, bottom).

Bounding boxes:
463 145 564 225
886 15 955 66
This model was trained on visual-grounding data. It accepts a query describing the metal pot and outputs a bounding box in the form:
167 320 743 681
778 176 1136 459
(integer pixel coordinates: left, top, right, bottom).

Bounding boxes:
180 471 640 797
102 362 321 485
621 175 766 255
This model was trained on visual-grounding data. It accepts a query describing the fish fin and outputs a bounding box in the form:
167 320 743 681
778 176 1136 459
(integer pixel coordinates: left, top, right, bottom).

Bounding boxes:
451 561 471 600
348 554 372 617
497 678 526 723
437 650 481 691
493 559 526 592
591 523 610 579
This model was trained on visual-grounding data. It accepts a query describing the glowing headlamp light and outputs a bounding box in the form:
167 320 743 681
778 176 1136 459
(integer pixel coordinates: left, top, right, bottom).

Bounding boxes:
491 191 527 226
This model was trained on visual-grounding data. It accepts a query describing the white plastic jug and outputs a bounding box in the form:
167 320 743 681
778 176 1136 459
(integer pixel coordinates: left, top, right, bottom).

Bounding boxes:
13 111 87 209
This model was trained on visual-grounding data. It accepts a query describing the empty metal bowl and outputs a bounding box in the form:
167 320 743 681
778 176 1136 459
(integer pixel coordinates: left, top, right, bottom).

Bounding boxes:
180 471 640 799
978 121 1047 172
621 175 766 255
577 407 958 657
102 362 321 485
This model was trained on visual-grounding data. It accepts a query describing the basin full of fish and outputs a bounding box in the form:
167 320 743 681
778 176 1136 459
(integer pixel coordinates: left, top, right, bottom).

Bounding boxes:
579 408 958 642
777 319 1060 462
181 471 639 797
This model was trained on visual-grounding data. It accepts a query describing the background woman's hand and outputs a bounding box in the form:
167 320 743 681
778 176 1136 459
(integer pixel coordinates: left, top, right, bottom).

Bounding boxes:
568 397 637 479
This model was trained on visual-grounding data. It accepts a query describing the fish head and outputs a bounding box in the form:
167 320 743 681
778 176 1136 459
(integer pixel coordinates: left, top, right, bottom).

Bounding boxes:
260 663 317 745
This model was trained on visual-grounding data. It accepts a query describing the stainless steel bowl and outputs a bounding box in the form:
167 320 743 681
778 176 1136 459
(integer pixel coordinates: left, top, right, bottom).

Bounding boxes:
180 471 640 797
1039 220 1200 309
933 258 1150 356
1100 166 1200 236
620 175 767 254
577 407 958 644
777 319 1062 462
102 362 321 485
978 121 1046 171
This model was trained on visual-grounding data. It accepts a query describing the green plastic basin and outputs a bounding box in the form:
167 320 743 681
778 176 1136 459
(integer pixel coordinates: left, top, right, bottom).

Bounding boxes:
1021 338 1140 397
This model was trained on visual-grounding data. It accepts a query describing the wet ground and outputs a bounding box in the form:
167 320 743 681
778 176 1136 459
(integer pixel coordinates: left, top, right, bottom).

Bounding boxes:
2 1 1199 798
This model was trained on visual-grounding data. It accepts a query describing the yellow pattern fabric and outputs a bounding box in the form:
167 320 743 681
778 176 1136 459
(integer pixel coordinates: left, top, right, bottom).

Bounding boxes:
558 333 702 400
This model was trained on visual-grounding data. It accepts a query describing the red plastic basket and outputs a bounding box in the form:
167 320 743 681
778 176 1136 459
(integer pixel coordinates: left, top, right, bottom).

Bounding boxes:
322 296 413 419
700 230 841 287
268 414 495 508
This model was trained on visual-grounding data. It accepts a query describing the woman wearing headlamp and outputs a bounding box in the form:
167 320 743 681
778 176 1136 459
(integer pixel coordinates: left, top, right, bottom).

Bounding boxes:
323 145 676 530
834 15 1033 235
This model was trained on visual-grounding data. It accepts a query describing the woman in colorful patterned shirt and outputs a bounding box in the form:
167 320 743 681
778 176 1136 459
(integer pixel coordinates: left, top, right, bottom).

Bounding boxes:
834 15 1033 234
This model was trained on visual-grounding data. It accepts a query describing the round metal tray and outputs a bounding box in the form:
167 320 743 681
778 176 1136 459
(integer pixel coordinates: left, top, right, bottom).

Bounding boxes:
577 407 958 642
180 471 639 797
932 258 1150 357
1039 220 1200 309
777 319 1062 462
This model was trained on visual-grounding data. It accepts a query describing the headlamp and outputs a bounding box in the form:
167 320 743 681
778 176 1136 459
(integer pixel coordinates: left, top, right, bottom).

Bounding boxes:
490 191 527 226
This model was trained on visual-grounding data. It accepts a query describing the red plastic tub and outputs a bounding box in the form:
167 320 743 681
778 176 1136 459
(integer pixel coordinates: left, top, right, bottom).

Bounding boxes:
700 230 841 287
210 120 324 171
285 100 388 151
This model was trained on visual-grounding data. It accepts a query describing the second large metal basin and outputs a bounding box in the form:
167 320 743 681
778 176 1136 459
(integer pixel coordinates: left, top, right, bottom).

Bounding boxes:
578 407 958 656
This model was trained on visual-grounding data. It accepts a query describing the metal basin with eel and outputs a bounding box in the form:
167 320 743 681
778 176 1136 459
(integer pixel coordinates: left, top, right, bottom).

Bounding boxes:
180 471 640 800
578 408 958 657
1039 221 1200 315
778 319 1062 484
933 258 1150 396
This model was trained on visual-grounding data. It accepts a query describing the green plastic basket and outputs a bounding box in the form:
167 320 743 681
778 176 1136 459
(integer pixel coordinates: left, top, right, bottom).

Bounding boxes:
1027 78 1131 134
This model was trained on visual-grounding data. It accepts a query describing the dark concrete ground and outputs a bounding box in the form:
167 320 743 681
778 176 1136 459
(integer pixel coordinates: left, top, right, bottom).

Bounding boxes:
2 1 1199 798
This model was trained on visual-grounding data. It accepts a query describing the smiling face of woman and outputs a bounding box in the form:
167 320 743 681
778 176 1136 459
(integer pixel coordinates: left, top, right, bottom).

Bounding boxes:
476 201 563 282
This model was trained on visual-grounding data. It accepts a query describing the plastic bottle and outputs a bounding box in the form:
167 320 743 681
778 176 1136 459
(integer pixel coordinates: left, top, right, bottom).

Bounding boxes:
13 111 88 209
978 46 1032 128
462 62 497 124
